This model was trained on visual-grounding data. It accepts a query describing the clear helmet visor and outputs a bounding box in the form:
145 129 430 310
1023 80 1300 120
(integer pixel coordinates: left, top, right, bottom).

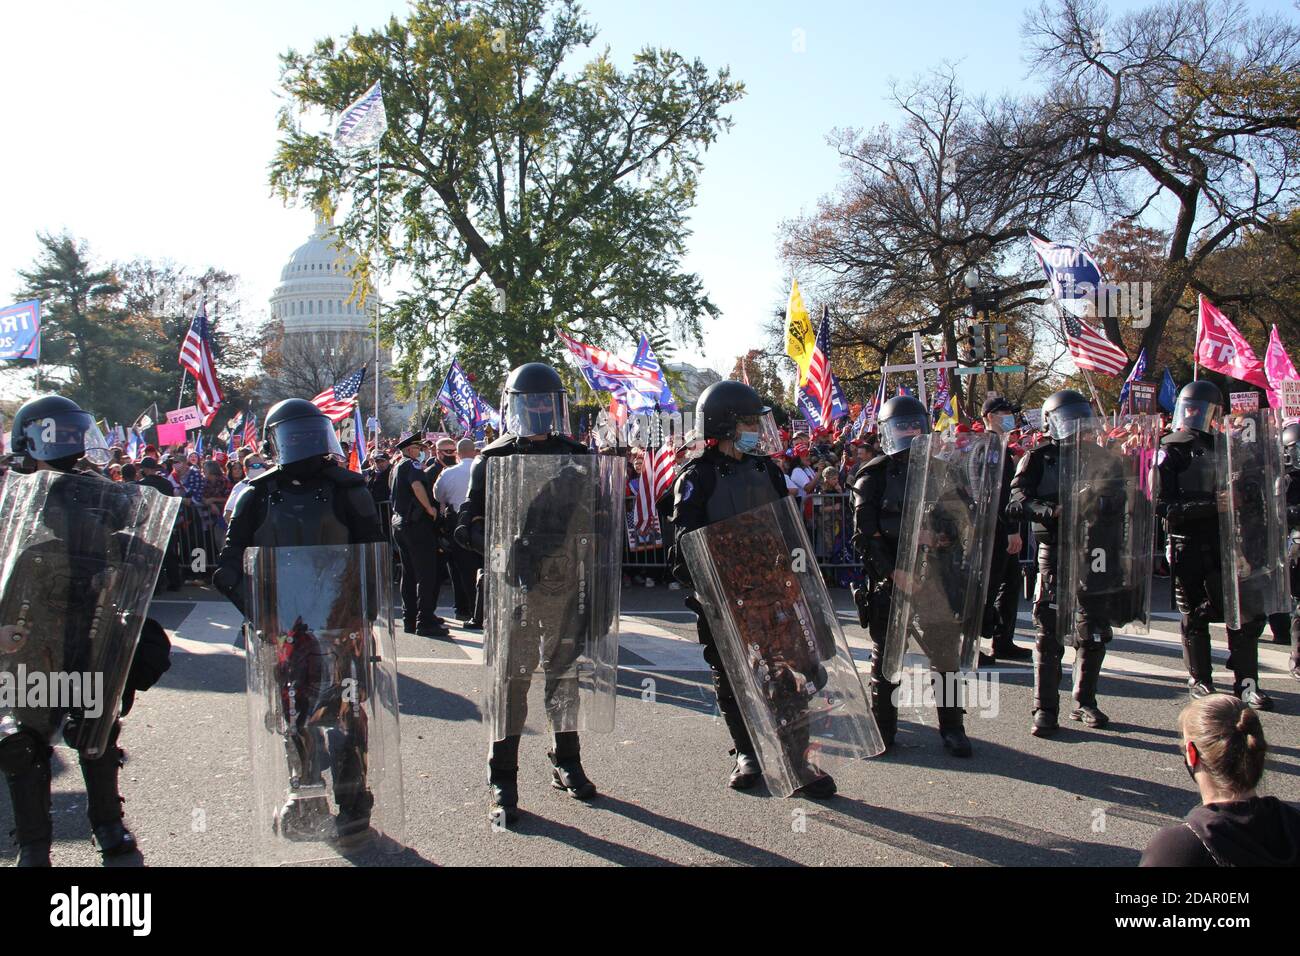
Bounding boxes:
270 416 345 466
1173 398 1220 433
880 414 930 456
19 410 111 466
502 391 571 438
732 412 782 456
1046 403 1094 440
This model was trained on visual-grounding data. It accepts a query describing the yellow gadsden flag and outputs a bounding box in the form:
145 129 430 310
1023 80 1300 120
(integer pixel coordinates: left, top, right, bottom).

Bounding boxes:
785 280 816 386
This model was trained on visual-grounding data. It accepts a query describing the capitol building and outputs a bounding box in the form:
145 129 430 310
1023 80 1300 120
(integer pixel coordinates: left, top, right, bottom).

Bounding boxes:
267 214 412 433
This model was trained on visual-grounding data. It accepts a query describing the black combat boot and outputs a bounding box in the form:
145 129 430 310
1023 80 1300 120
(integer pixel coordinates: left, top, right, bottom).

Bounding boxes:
80 744 137 859
548 731 596 800
1228 628 1273 711
1182 618 1215 698
1069 640 1110 728
728 751 761 790
1031 636 1063 738
5 746 53 867
934 673 972 758
488 735 521 825
871 679 899 751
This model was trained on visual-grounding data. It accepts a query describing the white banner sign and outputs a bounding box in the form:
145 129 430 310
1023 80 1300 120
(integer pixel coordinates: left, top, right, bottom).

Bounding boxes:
166 406 203 431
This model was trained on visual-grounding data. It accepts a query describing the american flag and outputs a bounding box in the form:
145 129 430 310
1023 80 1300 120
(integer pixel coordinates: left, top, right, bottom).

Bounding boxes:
805 307 835 426
864 376 888 433
1062 311 1128 377
178 301 224 426
556 330 664 412
312 367 367 422
633 442 676 533
242 409 258 450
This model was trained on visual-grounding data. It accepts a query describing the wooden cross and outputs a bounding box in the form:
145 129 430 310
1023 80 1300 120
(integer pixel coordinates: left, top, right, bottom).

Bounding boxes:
881 332 957 408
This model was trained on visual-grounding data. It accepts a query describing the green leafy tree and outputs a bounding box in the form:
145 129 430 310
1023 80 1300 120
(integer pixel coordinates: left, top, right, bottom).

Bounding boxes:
270 0 743 399
11 232 262 428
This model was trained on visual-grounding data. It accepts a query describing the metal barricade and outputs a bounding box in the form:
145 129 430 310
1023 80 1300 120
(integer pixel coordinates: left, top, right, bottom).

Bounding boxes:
174 497 223 582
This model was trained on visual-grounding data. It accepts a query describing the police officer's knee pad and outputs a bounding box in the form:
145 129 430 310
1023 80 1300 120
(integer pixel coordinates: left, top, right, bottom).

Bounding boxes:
63 716 120 758
0 728 48 776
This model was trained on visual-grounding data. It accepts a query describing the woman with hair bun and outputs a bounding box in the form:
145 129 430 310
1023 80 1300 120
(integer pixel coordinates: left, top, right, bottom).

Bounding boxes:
1141 694 1300 866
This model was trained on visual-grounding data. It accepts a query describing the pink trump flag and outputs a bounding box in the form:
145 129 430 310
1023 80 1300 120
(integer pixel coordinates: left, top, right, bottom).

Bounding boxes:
1265 325 1300 409
1195 296 1269 390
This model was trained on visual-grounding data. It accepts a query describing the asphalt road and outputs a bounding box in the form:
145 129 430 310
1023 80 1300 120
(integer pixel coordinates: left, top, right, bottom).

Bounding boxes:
4 577 1298 867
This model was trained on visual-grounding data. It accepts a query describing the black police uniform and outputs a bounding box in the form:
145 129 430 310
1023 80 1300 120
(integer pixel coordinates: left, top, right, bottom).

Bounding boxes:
1157 428 1263 696
457 430 594 796
1008 438 1109 721
669 446 789 761
2 472 169 866
3 395 172 866
982 449 1027 658
850 448 969 749
1267 466 1300 677
215 459 383 825
364 463 392 535
390 453 442 633
137 472 183 589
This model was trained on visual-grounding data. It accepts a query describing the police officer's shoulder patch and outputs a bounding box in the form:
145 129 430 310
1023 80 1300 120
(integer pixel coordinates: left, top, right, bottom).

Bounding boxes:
680 479 694 502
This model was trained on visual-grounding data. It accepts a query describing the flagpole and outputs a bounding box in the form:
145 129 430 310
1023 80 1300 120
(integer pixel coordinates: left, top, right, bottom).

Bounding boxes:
1194 295 1201 381
373 144 382 433
177 370 187 411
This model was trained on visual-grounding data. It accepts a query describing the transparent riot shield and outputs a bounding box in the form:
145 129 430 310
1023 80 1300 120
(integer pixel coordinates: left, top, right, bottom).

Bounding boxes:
680 497 884 797
0 471 179 758
244 542 404 865
1218 410 1291 629
1058 417 1160 642
880 432 1005 681
483 454 625 742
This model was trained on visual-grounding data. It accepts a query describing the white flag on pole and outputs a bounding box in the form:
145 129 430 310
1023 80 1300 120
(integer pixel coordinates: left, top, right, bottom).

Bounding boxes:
334 81 388 149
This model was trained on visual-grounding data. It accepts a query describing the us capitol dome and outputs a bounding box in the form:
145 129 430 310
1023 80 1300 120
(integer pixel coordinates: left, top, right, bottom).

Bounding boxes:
268 214 412 432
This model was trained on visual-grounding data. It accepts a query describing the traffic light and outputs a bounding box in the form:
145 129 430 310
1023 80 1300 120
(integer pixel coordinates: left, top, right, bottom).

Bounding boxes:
968 325 985 361
992 323 1010 360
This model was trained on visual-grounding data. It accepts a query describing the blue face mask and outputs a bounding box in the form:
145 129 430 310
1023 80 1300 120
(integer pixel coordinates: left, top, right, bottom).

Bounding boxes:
734 431 761 455
1000 415 1016 432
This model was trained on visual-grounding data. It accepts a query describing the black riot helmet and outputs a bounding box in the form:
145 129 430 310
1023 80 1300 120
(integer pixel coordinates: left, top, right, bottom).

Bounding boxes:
696 380 781 455
877 395 930 456
1283 422 1300 472
500 362 571 438
1042 389 1094 441
1172 380 1223 434
10 394 111 468
264 398 343 468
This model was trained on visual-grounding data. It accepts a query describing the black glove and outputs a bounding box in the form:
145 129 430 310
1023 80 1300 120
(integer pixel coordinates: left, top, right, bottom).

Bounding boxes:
122 617 172 716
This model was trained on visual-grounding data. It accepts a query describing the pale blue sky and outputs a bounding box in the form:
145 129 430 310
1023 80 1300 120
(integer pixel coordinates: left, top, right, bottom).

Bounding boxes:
2 0 1294 382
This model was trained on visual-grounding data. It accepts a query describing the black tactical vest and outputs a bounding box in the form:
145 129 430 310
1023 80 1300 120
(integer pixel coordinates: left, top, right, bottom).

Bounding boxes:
705 457 780 524
876 454 910 541
1179 439 1217 499
253 477 350 548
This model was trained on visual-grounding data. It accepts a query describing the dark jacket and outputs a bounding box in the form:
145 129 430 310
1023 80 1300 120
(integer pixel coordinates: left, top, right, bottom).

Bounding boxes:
456 432 590 555
668 448 787 587
1140 796 1300 867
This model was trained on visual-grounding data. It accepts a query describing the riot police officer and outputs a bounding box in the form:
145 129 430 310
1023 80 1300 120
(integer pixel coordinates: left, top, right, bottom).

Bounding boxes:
215 398 384 839
1007 390 1110 738
455 363 599 824
850 395 972 757
670 380 837 795
2 395 172 866
1274 423 1300 682
1158 381 1272 710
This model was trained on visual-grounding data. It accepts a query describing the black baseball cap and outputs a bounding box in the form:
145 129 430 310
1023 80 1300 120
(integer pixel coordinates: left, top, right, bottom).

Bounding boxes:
982 396 1017 416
